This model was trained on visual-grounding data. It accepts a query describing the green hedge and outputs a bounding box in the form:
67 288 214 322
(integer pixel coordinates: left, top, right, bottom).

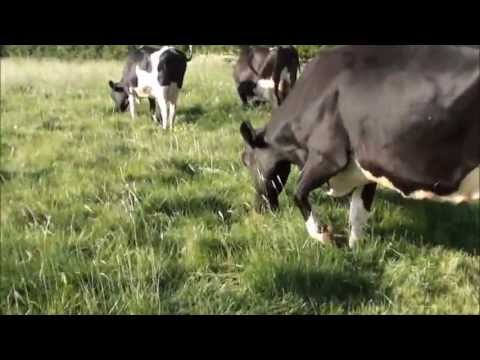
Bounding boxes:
1 45 332 61
1 45 132 60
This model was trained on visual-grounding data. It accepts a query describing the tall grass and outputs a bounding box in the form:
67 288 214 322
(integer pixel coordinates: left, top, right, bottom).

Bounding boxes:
1 55 479 314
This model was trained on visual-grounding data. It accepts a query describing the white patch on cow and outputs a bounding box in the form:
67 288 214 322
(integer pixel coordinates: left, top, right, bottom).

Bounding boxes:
327 160 371 198
280 68 290 81
255 78 275 103
359 164 480 204
278 67 291 93
306 214 328 244
326 159 479 205
128 93 136 120
133 86 152 98
348 187 370 248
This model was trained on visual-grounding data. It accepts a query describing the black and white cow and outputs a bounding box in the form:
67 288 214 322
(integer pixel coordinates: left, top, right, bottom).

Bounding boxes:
109 45 192 129
233 45 300 107
240 45 479 248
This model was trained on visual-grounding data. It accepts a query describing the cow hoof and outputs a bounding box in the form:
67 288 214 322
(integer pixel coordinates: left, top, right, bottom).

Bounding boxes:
319 225 335 245
348 236 361 249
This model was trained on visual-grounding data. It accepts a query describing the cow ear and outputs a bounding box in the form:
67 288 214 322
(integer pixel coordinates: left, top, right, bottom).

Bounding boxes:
109 81 123 92
240 121 267 148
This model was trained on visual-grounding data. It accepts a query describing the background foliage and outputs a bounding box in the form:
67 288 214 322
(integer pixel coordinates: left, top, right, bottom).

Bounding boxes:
1 45 332 61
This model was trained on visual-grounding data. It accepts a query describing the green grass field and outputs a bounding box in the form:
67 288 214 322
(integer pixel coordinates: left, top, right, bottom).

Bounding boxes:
1 56 479 315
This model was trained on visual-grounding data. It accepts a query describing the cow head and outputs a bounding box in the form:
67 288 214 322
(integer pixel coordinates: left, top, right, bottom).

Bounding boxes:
240 121 291 212
108 80 129 112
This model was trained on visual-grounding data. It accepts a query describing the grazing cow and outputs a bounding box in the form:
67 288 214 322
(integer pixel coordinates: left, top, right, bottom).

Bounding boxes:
240 45 479 248
109 45 192 129
233 45 300 107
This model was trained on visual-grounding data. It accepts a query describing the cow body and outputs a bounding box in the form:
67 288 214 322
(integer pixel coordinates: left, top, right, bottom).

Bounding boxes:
240 45 479 248
109 45 192 129
233 46 300 107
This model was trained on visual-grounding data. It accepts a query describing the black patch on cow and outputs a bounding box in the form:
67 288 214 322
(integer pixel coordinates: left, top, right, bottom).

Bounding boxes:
138 54 152 72
156 48 188 89
361 183 377 212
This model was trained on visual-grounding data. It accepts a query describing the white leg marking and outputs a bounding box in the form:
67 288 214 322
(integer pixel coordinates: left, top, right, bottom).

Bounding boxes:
160 98 168 130
153 86 169 129
280 67 291 84
168 103 176 128
168 84 179 129
349 187 370 248
128 94 136 120
255 78 275 104
306 214 328 244
278 67 291 98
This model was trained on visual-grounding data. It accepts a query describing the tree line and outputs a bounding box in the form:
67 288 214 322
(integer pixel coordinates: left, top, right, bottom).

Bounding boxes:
1 45 333 61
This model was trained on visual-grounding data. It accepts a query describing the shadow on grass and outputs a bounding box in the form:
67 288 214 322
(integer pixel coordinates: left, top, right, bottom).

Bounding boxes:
36 117 65 131
178 105 206 125
179 102 258 131
0 169 15 183
128 194 235 248
0 168 53 184
375 190 479 255
248 248 392 312
122 157 237 194
307 188 479 255
149 159 201 186
153 196 232 222
273 267 385 310
166 158 198 177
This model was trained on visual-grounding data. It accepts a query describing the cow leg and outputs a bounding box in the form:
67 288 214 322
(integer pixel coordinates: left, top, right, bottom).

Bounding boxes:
168 103 177 129
274 68 290 107
237 86 249 106
168 84 179 129
154 86 169 129
273 81 281 107
149 98 157 122
349 183 377 248
294 157 345 244
160 98 169 130
128 93 136 120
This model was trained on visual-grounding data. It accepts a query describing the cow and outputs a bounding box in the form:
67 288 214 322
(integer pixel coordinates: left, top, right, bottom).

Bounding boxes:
233 45 301 108
240 45 479 249
108 45 193 129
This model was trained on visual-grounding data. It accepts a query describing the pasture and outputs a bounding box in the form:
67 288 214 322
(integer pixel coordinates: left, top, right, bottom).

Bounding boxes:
1 55 479 314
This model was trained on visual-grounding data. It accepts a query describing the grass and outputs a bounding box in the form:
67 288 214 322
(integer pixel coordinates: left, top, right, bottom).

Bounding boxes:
1 55 479 315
